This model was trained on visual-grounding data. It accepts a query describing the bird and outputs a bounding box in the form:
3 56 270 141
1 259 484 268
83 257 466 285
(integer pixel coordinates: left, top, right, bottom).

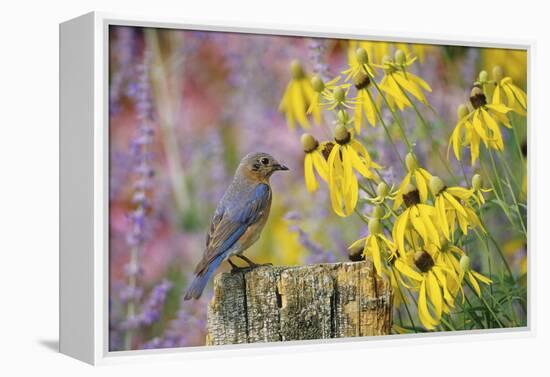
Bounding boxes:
184 152 289 300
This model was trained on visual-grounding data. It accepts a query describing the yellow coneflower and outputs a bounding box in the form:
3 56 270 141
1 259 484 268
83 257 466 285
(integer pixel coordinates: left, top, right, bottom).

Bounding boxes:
319 86 356 111
348 212 396 276
426 240 463 301
448 87 512 165
471 173 492 206
368 181 398 205
393 152 433 210
448 103 481 165
429 176 484 241
392 183 440 255
394 249 455 329
343 47 377 82
301 133 329 192
353 71 378 131
376 50 432 111
279 60 318 129
459 255 492 297
307 75 347 119
327 124 381 217
348 40 392 68
492 66 527 115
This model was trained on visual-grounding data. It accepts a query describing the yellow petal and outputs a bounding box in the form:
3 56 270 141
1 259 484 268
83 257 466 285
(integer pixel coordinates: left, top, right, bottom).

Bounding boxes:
427 272 443 319
304 154 318 192
418 279 437 329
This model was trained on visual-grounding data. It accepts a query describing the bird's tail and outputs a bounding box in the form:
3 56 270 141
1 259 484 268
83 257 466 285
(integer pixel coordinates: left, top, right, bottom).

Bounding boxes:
184 254 224 300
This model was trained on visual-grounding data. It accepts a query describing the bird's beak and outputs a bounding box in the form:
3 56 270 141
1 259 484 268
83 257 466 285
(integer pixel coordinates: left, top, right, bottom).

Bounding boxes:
274 163 289 171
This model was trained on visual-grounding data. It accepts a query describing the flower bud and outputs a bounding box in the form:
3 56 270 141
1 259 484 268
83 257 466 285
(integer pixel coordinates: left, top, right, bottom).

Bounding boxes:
301 133 318 153
472 174 483 191
355 47 369 65
381 55 393 73
457 104 469 120
368 218 382 234
478 70 488 83
334 124 351 144
429 176 445 196
372 205 385 219
291 60 305 80
311 75 325 92
405 152 417 171
333 87 346 103
376 182 389 197
460 254 471 272
394 49 406 65
492 65 504 82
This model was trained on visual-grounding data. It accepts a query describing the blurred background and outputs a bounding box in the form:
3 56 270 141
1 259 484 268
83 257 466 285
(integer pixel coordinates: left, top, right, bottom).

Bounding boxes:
108 25 527 350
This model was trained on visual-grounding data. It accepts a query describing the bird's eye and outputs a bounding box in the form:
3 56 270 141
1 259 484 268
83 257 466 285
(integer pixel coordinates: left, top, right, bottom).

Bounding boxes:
260 157 269 165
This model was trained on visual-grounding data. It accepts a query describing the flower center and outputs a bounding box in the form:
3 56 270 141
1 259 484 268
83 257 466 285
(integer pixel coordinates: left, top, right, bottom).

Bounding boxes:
403 189 420 207
334 124 351 145
414 251 435 272
469 87 487 109
354 71 371 90
322 142 335 160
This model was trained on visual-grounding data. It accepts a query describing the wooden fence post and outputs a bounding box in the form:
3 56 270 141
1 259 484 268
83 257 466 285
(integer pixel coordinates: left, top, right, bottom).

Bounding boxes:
206 261 393 345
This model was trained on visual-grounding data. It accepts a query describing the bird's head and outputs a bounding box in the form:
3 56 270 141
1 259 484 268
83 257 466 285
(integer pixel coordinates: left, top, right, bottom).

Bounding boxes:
239 152 289 182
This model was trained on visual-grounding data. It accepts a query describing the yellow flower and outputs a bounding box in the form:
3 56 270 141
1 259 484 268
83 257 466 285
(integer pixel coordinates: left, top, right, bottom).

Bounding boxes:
394 249 455 330
348 215 396 276
279 60 318 129
376 50 432 111
492 66 527 115
307 75 346 118
367 181 398 205
348 40 392 67
392 183 440 255
319 86 355 111
427 240 463 300
428 176 484 241
353 71 378 131
459 255 492 297
471 174 492 206
301 133 329 192
393 152 433 210
343 46 376 82
327 125 381 217
448 88 512 165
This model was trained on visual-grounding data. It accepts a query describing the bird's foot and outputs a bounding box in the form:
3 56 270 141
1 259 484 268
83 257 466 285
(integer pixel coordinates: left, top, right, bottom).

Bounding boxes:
247 261 273 268
236 255 273 269
230 265 254 274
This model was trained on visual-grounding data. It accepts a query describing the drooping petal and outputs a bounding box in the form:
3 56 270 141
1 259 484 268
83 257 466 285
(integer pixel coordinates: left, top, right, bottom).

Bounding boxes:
418 279 437 329
304 154 318 192
426 272 443 319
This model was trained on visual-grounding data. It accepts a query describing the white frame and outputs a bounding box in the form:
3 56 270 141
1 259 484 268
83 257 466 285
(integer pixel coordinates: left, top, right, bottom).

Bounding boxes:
59 11 535 365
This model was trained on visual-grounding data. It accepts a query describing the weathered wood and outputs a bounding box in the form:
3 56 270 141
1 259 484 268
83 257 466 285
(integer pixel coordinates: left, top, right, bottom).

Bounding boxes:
206 261 392 345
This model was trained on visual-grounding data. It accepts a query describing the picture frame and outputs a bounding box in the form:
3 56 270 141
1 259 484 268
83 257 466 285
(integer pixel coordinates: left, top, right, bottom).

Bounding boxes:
60 11 534 365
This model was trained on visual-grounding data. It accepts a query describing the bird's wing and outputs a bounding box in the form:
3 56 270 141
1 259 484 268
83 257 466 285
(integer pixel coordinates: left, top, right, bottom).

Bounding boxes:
194 183 271 275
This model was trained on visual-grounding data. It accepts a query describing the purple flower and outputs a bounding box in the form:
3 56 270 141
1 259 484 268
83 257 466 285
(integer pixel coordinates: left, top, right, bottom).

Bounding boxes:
139 280 173 326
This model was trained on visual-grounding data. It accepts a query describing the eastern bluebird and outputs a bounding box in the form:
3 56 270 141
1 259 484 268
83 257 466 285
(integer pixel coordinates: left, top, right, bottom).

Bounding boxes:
184 152 289 300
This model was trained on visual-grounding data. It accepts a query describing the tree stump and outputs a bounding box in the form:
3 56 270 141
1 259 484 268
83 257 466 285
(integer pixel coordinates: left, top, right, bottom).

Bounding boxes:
206 261 393 345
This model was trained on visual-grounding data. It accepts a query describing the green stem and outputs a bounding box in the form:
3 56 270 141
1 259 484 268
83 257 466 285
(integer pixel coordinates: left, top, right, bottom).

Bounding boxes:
465 279 505 328
366 89 406 171
370 78 413 151
390 268 418 333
